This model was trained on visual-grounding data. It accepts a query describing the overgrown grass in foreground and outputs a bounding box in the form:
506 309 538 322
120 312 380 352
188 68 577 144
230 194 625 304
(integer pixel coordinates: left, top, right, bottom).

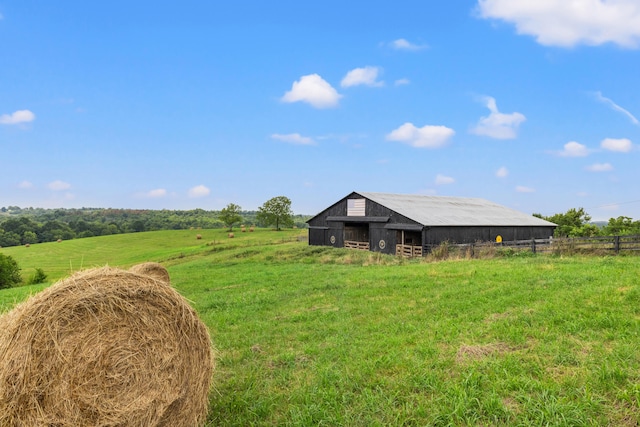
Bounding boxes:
2 231 640 425
175 245 640 426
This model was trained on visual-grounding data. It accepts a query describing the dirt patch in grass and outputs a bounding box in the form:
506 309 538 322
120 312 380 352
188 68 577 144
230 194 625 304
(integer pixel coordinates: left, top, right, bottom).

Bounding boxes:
456 342 513 363
501 396 521 415
484 311 513 323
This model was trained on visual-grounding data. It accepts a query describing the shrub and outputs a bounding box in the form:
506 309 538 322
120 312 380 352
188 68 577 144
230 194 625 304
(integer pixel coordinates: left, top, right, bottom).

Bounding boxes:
0 253 22 289
28 268 48 285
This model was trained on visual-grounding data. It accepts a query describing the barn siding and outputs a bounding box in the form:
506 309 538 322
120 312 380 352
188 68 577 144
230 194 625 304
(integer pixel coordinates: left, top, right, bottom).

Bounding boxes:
308 192 555 256
308 228 326 246
308 193 421 255
424 226 555 246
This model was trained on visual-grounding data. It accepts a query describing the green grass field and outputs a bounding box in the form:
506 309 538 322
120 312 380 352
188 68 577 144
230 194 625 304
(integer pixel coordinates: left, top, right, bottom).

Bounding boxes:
2 229 640 426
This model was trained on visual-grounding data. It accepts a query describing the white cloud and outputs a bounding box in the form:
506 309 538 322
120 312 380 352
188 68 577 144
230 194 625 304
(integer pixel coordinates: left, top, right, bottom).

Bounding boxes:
0 109 35 125
281 74 342 109
390 38 428 51
471 96 525 139
559 141 590 157
594 92 639 125
477 0 640 48
18 181 33 189
586 163 614 172
516 185 535 193
48 180 71 191
271 133 315 145
394 78 410 86
341 66 384 88
386 122 455 148
145 188 167 198
601 137 633 152
496 166 509 178
435 174 455 185
188 185 210 198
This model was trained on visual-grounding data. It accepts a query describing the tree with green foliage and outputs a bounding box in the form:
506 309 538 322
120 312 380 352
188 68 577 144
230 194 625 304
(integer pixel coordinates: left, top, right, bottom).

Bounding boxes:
0 230 21 247
602 216 640 236
22 231 38 245
28 268 48 285
39 220 76 242
0 253 21 289
218 203 243 231
536 208 600 237
257 196 294 231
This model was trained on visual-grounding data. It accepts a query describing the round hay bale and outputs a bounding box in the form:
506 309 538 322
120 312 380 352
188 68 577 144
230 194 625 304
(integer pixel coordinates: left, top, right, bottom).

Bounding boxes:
0 265 214 427
228 232 234 238
196 234 202 240
128 262 170 285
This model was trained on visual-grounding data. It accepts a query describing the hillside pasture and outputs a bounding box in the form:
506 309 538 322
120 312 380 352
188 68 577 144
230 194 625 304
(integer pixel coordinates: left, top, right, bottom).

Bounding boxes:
0 228 307 284
1 230 640 426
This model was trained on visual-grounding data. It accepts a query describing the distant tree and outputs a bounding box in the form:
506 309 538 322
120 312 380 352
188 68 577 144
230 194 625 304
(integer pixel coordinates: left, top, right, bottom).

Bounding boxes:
0 253 21 289
0 231 21 247
602 216 640 236
22 231 38 245
257 196 294 231
1 217 39 238
218 203 243 231
39 220 75 242
129 220 146 233
541 208 599 237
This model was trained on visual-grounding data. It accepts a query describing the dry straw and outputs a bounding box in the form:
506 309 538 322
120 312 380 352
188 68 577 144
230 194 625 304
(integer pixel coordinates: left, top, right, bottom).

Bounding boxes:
0 264 214 427
128 261 171 285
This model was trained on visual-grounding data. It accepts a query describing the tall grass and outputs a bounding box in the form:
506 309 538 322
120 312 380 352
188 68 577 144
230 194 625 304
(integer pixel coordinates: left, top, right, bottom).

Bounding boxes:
2 230 640 425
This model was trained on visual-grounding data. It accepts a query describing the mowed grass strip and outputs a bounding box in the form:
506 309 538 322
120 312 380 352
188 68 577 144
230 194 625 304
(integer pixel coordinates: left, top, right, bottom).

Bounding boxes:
2 231 640 426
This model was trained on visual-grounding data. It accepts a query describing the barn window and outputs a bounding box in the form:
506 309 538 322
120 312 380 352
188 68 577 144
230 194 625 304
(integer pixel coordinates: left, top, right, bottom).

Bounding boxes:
347 198 365 216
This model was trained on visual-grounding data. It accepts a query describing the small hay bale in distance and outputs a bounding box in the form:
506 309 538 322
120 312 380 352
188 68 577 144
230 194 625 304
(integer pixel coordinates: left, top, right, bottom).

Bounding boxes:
228 232 234 238
196 233 202 240
0 264 214 427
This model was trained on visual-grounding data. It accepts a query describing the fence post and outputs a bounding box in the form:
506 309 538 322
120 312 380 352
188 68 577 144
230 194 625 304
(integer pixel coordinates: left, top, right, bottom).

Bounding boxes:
531 238 536 254
614 235 620 254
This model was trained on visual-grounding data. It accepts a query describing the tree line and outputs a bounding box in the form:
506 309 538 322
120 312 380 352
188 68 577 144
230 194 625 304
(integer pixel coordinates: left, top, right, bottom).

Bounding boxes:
0 196 310 248
534 208 640 237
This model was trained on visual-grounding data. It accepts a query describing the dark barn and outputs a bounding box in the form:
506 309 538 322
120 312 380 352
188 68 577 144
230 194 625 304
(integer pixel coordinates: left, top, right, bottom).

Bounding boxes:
307 192 557 256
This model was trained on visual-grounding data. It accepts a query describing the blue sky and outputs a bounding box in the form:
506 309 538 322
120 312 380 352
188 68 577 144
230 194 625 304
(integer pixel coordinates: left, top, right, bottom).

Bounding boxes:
1 1 639 220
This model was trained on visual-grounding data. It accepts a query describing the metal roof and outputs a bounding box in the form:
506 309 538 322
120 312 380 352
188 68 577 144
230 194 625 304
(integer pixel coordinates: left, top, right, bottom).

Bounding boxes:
357 192 556 227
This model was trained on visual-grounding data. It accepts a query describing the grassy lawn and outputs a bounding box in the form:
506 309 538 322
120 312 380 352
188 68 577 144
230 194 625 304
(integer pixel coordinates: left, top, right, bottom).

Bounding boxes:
2 230 640 426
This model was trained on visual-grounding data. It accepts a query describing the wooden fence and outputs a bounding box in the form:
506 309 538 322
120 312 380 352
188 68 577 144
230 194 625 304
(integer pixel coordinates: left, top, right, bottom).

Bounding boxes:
396 244 423 258
426 234 640 256
344 240 370 251
342 235 640 257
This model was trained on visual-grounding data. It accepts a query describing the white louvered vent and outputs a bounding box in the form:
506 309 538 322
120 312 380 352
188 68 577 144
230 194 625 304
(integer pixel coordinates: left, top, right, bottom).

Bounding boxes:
347 198 366 216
